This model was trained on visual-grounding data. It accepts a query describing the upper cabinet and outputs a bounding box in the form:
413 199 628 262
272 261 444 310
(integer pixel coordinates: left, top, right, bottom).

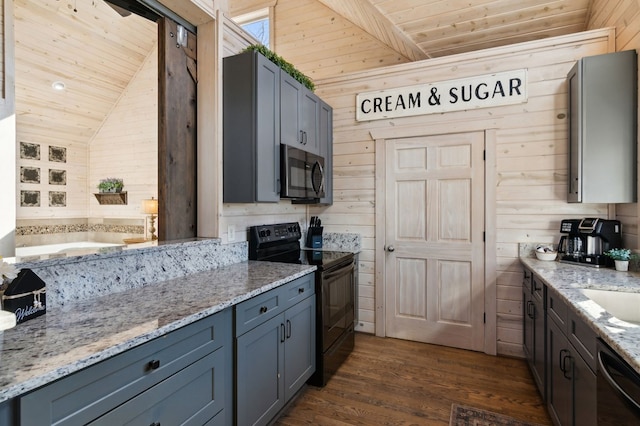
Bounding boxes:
280 72 320 155
223 50 281 203
223 50 333 204
567 50 637 203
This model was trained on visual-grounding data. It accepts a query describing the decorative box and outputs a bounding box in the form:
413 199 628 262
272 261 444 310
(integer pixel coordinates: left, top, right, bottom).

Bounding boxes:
1 269 46 324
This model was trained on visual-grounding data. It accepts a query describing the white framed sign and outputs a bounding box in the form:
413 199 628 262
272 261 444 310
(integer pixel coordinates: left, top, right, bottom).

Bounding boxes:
356 69 528 122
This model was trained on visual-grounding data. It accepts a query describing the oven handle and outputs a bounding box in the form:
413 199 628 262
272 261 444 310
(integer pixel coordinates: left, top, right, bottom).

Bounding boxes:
598 349 640 412
323 259 355 281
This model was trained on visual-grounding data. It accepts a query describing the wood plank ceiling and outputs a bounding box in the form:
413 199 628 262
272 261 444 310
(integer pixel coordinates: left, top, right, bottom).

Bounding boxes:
13 0 594 148
14 0 156 147
322 0 594 60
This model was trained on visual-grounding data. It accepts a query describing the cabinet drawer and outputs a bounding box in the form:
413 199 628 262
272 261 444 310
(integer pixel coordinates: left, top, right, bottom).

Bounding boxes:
235 286 286 336
568 309 597 373
90 348 226 425
547 288 568 331
283 273 315 307
20 309 230 426
235 274 315 337
532 274 544 302
522 267 532 292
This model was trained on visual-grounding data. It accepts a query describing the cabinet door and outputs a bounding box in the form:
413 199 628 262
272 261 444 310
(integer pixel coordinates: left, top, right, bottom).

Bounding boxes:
532 293 545 398
281 72 302 149
284 296 316 400
572 347 597 426
236 314 285 426
523 287 534 362
300 88 320 154
89 349 227 426
318 100 333 205
0 399 12 426
547 317 571 426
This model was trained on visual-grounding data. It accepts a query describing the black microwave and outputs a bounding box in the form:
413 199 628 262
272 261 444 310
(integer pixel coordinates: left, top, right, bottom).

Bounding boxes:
280 145 325 201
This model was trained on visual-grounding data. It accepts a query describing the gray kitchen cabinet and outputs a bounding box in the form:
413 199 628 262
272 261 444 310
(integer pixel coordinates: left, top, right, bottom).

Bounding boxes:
545 288 596 426
522 267 545 398
20 309 232 426
0 398 13 426
281 72 320 155
318 100 333 205
567 49 637 203
223 50 281 203
235 274 316 426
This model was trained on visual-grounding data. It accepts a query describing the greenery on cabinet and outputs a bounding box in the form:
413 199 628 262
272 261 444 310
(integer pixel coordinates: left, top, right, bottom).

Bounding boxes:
244 44 315 91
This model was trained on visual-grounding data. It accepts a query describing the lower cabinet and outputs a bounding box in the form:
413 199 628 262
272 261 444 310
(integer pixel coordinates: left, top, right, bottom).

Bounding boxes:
19 308 233 426
235 274 316 426
522 267 545 397
545 288 596 426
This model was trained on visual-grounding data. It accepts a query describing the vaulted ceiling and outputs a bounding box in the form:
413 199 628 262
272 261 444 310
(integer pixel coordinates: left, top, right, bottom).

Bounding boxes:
230 0 594 61
314 0 593 60
13 0 595 148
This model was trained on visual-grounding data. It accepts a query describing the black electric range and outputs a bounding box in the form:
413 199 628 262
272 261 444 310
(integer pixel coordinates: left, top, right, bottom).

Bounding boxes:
248 222 356 387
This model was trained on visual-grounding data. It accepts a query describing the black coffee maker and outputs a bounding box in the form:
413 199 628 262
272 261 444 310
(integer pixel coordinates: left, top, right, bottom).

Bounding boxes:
558 218 622 267
558 219 584 261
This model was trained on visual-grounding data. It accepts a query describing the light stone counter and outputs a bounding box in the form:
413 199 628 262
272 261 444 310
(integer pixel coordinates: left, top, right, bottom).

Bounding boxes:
0 260 316 403
520 255 640 375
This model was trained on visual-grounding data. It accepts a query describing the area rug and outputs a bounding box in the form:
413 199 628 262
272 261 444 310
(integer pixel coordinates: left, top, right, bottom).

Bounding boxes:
449 404 545 426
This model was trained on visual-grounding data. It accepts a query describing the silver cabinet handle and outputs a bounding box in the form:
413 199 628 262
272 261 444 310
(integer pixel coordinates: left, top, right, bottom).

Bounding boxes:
386 245 395 252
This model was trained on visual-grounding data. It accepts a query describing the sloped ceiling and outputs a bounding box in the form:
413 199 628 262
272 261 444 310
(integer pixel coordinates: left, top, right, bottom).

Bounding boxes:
14 0 156 147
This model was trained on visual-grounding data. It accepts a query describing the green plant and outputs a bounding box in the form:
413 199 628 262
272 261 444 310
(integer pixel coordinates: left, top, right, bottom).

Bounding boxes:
244 44 315 91
604 248 637 261
97 178 124 192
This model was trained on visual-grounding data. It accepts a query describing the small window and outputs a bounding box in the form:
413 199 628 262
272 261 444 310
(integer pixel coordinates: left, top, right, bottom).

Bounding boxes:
234 8 270 48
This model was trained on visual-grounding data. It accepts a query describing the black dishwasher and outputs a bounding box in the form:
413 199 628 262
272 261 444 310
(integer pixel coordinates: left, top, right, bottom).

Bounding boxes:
597 338 640 424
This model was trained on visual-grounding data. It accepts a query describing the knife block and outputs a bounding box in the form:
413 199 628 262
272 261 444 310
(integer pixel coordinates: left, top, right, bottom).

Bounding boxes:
306 226 323 249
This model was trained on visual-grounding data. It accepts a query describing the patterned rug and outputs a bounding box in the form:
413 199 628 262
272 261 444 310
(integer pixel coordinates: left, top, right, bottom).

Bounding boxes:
449 404 546 426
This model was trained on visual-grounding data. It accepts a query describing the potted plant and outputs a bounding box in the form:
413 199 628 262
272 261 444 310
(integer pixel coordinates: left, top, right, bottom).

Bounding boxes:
97 178 124 193
243 44 315 91
604 248 637 271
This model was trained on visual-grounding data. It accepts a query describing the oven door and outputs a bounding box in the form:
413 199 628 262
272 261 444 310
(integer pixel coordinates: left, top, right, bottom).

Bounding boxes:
280 145 325 200
597 339 640 425
321 257 355 352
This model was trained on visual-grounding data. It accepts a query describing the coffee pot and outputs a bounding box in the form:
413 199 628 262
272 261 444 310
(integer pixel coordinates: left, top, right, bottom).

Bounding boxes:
558 219 584 258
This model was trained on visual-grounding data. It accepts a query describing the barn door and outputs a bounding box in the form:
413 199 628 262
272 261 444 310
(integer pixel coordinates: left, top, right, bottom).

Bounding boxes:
384 132 485 351
158 17 197 240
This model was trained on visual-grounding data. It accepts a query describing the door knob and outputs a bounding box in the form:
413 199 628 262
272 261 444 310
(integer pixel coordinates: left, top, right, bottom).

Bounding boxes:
386 245 395 252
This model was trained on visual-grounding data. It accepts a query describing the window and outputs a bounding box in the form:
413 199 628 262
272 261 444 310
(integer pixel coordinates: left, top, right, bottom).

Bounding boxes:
234 8 270 47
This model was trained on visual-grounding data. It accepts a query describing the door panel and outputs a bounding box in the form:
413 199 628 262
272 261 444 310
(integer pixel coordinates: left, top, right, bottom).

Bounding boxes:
385 132 485 351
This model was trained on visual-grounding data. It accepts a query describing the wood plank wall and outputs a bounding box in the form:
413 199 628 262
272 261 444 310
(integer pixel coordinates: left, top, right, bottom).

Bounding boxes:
89 45 158 220
587 0 640 249
312 29 615 355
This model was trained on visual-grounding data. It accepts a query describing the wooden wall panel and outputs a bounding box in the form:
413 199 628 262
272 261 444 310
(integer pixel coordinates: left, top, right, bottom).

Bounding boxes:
587 0 640 250
311 29 615 354
89 46 158 220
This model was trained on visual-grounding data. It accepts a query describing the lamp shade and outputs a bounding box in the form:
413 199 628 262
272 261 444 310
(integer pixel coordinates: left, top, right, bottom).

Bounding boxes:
142 197 158 215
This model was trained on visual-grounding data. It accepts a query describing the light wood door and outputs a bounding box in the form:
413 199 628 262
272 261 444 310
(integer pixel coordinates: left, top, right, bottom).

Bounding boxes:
384 132 485 351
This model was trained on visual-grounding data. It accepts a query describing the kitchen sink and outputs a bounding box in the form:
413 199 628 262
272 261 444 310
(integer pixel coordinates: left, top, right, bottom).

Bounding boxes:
581 289 640 325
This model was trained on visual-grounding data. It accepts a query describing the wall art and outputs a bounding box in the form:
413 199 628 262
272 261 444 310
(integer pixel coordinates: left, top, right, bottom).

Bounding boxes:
20 167 40 184
19 142 40 160
49 169 67 185
49 146 67 163
49 191 66 207
20 191 40 207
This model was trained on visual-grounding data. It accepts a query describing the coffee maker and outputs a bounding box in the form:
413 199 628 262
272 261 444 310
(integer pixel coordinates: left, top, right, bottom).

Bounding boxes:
558 218 622 267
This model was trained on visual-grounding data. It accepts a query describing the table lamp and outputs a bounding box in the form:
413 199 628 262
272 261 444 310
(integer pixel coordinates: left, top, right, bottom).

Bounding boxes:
142 197 158 240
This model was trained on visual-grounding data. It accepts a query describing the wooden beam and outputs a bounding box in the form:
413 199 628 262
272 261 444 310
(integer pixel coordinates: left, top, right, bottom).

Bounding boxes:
316 0 428 61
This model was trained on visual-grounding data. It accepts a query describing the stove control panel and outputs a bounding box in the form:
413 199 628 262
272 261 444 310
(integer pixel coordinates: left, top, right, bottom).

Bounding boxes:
249 222 302 245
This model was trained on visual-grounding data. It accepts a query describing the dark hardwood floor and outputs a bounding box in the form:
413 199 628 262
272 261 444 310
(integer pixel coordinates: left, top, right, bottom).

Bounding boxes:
275 333 551 425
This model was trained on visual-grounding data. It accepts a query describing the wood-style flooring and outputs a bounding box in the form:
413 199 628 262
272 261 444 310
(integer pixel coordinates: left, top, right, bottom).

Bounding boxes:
275 333 552 425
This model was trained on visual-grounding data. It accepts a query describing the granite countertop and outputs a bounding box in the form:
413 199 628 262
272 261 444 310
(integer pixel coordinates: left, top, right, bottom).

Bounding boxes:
520 256 640 374
0 260 316 403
